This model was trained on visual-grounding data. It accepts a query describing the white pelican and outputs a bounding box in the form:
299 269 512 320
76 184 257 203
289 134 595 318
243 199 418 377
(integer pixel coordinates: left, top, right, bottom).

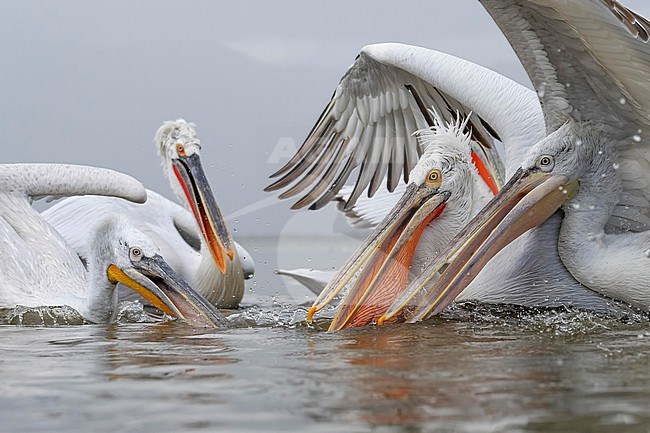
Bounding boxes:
0 164 227 327
43 119 253 309
272 43 624 329
381 0 650 324
309 117 500 330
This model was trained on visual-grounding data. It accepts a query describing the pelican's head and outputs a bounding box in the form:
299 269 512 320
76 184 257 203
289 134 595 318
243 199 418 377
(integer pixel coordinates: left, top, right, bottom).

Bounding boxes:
409 120 477 206
308 116 487 331
518 121 606 181
155 119 234 275
381 122 587 323
96 216 228 328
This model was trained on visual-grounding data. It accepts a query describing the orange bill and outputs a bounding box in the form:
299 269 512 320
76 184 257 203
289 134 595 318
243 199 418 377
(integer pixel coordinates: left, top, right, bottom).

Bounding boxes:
380 169 578 324
172 153 234 274
307 182 451 331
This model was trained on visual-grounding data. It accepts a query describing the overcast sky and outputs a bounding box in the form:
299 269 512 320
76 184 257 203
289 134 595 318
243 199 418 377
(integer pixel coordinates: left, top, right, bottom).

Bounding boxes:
3 0 649 238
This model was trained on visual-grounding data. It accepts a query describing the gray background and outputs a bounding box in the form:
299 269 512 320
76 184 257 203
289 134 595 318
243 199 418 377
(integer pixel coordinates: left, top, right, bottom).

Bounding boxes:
2 0 648 239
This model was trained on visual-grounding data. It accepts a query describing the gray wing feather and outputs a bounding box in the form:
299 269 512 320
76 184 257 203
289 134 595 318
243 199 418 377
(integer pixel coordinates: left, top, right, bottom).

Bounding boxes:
266 45 503 210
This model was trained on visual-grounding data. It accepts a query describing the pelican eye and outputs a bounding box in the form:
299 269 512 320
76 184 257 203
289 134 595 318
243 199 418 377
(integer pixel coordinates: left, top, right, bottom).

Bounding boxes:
176 143 186 156
130 247 143 261
425 169 442 187
537 155 555 171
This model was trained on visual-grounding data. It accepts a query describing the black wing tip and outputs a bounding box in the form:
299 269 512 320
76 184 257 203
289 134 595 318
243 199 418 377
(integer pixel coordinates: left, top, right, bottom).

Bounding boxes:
607 0 650 42
290 199 311 210
269 162 294 179
264 180 284 192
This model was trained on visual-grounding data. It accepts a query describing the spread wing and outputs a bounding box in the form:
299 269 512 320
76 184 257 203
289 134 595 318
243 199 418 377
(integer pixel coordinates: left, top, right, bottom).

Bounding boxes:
480 0 650 232
266 44 508 211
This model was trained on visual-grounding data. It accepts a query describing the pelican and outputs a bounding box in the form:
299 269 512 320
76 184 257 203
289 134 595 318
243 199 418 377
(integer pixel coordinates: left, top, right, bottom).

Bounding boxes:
43 119 253 309
0 164 227 327
310 117 500 330
268 43 514 304
381 0 650 324
272 42 625 329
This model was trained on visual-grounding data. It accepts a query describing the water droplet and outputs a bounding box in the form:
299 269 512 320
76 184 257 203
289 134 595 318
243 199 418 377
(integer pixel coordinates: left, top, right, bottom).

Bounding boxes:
633 135 641 142
612 162 619 170
589 205 595 210
575 139 582 146
538 89 546 98
619 97 627 105
571 203 580 210
598 150 603 155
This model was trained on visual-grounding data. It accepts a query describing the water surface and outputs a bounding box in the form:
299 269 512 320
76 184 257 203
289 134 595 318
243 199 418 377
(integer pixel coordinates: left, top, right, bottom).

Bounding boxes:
1 237 650 432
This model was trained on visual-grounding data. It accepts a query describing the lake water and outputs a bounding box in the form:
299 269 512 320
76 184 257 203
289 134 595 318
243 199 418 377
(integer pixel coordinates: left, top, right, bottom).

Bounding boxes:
2 236 650 432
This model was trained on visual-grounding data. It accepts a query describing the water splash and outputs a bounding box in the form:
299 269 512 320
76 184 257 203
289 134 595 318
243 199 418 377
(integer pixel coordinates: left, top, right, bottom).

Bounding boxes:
1 305 87 326
226 303 330 330
0 301 171 326
434 301 648 337
114 300 167 324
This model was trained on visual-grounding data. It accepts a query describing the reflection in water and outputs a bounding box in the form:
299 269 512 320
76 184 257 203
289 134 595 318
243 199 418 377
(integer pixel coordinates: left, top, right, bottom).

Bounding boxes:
1 301 650 431
102 324 238 382
297 308 650 432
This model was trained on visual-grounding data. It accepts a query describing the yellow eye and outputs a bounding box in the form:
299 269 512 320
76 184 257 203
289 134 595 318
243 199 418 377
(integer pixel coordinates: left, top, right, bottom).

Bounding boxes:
176 143 185 156
425 169 441 187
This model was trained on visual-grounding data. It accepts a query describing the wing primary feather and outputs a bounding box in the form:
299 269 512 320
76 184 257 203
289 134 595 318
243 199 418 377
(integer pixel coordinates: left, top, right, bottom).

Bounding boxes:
605 0 650 42
405 84 436 126
291 141 350 210
289 93 374 208
264 119 336 192
277 134 343 200
479 115 502 141
368 118 390 197
268 97 335 179
344 161 372 211
389 109 407 192
308 129 375 210
402 137 418 184
342 124 382 209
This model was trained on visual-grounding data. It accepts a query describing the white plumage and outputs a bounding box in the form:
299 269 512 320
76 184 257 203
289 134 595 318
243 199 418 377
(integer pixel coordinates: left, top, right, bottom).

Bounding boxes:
0 165 151 323
389 0 650 322
277 43 621 328
43 119 254 309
